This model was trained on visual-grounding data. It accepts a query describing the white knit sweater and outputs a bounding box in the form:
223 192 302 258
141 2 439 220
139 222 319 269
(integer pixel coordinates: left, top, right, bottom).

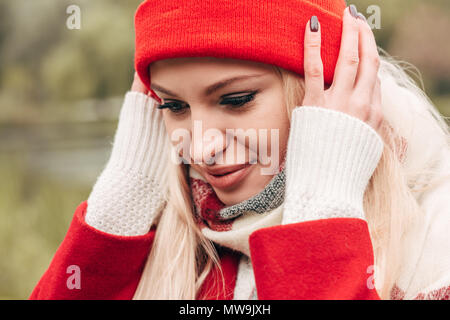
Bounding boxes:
85 91 450 300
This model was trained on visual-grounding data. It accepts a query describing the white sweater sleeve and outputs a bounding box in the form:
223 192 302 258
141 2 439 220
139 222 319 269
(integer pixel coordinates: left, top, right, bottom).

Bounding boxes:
84 91 170 236
282 106 384 225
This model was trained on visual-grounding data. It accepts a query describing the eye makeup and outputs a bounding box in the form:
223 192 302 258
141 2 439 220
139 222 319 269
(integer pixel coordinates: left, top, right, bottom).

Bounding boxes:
156 100 189 114
220 90 258 108
157 90 260 114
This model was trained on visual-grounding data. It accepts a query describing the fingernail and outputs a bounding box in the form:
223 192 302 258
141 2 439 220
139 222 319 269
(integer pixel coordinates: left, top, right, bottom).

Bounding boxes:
310 16 319 32
349 5 358 19
357 12 367 22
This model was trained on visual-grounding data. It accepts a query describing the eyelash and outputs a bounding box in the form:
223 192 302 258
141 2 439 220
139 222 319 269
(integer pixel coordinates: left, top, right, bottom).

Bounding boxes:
157 92 258 115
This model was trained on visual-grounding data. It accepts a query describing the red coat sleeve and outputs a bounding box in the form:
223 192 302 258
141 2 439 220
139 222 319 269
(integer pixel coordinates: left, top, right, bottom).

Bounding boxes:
29 200 156 300
249 218 381 300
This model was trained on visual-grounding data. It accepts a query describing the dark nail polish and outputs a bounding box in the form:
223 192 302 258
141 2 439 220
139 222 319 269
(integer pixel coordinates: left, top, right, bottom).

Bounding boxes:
310 16 319 32
357 12 367 22
349 5 358 18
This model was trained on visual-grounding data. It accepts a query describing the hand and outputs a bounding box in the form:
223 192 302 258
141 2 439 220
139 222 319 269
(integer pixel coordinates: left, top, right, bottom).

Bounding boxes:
131 71 149 94
302 6 383 135
84 71 170 236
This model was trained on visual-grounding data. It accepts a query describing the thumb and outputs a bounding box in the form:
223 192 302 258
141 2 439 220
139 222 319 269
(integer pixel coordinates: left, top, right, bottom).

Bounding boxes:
131 71 148 94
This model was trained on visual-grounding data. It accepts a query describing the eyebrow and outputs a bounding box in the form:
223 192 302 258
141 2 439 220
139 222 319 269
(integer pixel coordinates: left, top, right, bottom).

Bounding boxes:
151 74 265 98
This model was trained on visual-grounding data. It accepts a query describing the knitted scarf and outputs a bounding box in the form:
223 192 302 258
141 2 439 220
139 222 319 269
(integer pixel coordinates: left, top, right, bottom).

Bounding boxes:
188 160 286 257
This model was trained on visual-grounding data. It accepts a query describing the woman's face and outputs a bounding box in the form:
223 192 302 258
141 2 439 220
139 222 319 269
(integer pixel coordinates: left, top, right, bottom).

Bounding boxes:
150 57 290 205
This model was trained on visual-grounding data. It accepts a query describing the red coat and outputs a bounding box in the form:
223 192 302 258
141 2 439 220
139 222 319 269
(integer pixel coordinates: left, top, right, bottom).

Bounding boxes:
29 200 380 300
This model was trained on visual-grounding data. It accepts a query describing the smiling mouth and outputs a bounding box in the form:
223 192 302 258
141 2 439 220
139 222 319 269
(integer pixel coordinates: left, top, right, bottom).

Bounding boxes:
211 171 237 177
202 163 253 189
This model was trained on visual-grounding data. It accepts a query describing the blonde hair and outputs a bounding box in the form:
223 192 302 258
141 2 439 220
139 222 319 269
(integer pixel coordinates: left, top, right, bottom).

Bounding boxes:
133 49 450 300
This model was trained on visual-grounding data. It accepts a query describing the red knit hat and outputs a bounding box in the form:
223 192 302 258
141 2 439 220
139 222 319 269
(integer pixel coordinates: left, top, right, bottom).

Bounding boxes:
135 0 347 104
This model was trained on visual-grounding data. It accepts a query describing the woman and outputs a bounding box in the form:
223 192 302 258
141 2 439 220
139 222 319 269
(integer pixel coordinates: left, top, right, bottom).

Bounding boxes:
30 1 449 300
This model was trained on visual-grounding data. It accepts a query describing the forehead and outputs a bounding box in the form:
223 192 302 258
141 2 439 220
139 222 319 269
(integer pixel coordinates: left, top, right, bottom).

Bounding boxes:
150 57 275 77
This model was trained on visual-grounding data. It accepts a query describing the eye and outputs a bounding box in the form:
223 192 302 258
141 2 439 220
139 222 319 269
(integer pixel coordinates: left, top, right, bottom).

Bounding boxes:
157 101 189 114
220 91 258 108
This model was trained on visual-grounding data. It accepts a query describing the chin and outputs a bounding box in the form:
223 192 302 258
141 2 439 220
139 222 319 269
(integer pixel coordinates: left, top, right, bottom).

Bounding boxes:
213 164 274 206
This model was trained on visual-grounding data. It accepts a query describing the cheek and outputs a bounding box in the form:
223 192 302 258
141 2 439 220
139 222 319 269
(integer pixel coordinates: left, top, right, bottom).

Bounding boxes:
257 119 289 170
162 113 173 132
251 99 290 162
163 114 188 142
163 116 191 158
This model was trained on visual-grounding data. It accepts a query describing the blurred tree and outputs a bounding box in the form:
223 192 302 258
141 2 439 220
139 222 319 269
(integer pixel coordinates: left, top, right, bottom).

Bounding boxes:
0 1 67 103
0 0 141 108
388 3 450 96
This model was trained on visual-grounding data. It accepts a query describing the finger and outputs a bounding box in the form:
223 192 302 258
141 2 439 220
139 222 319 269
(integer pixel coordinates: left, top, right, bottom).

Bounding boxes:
354 18 380 104
302 15 325 106
367 76 383 131
331 7 360 94
131 72 148 94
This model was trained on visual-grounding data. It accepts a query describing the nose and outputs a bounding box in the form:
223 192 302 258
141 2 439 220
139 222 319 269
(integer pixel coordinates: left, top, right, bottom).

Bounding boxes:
190 119 228 165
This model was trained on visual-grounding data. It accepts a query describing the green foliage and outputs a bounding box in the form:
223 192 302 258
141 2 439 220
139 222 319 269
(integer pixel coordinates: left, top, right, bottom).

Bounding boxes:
0 0 140 106
0 152 90 299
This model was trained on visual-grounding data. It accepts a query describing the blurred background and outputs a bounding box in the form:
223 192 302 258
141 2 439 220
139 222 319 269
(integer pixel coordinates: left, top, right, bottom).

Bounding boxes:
0 0 449 299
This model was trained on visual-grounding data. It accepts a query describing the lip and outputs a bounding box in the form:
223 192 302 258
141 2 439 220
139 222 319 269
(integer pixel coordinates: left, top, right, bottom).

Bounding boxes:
202 163 253 189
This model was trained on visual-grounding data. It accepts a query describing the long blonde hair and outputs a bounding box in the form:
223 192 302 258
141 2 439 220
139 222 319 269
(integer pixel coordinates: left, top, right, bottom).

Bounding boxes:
133 49 450 300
